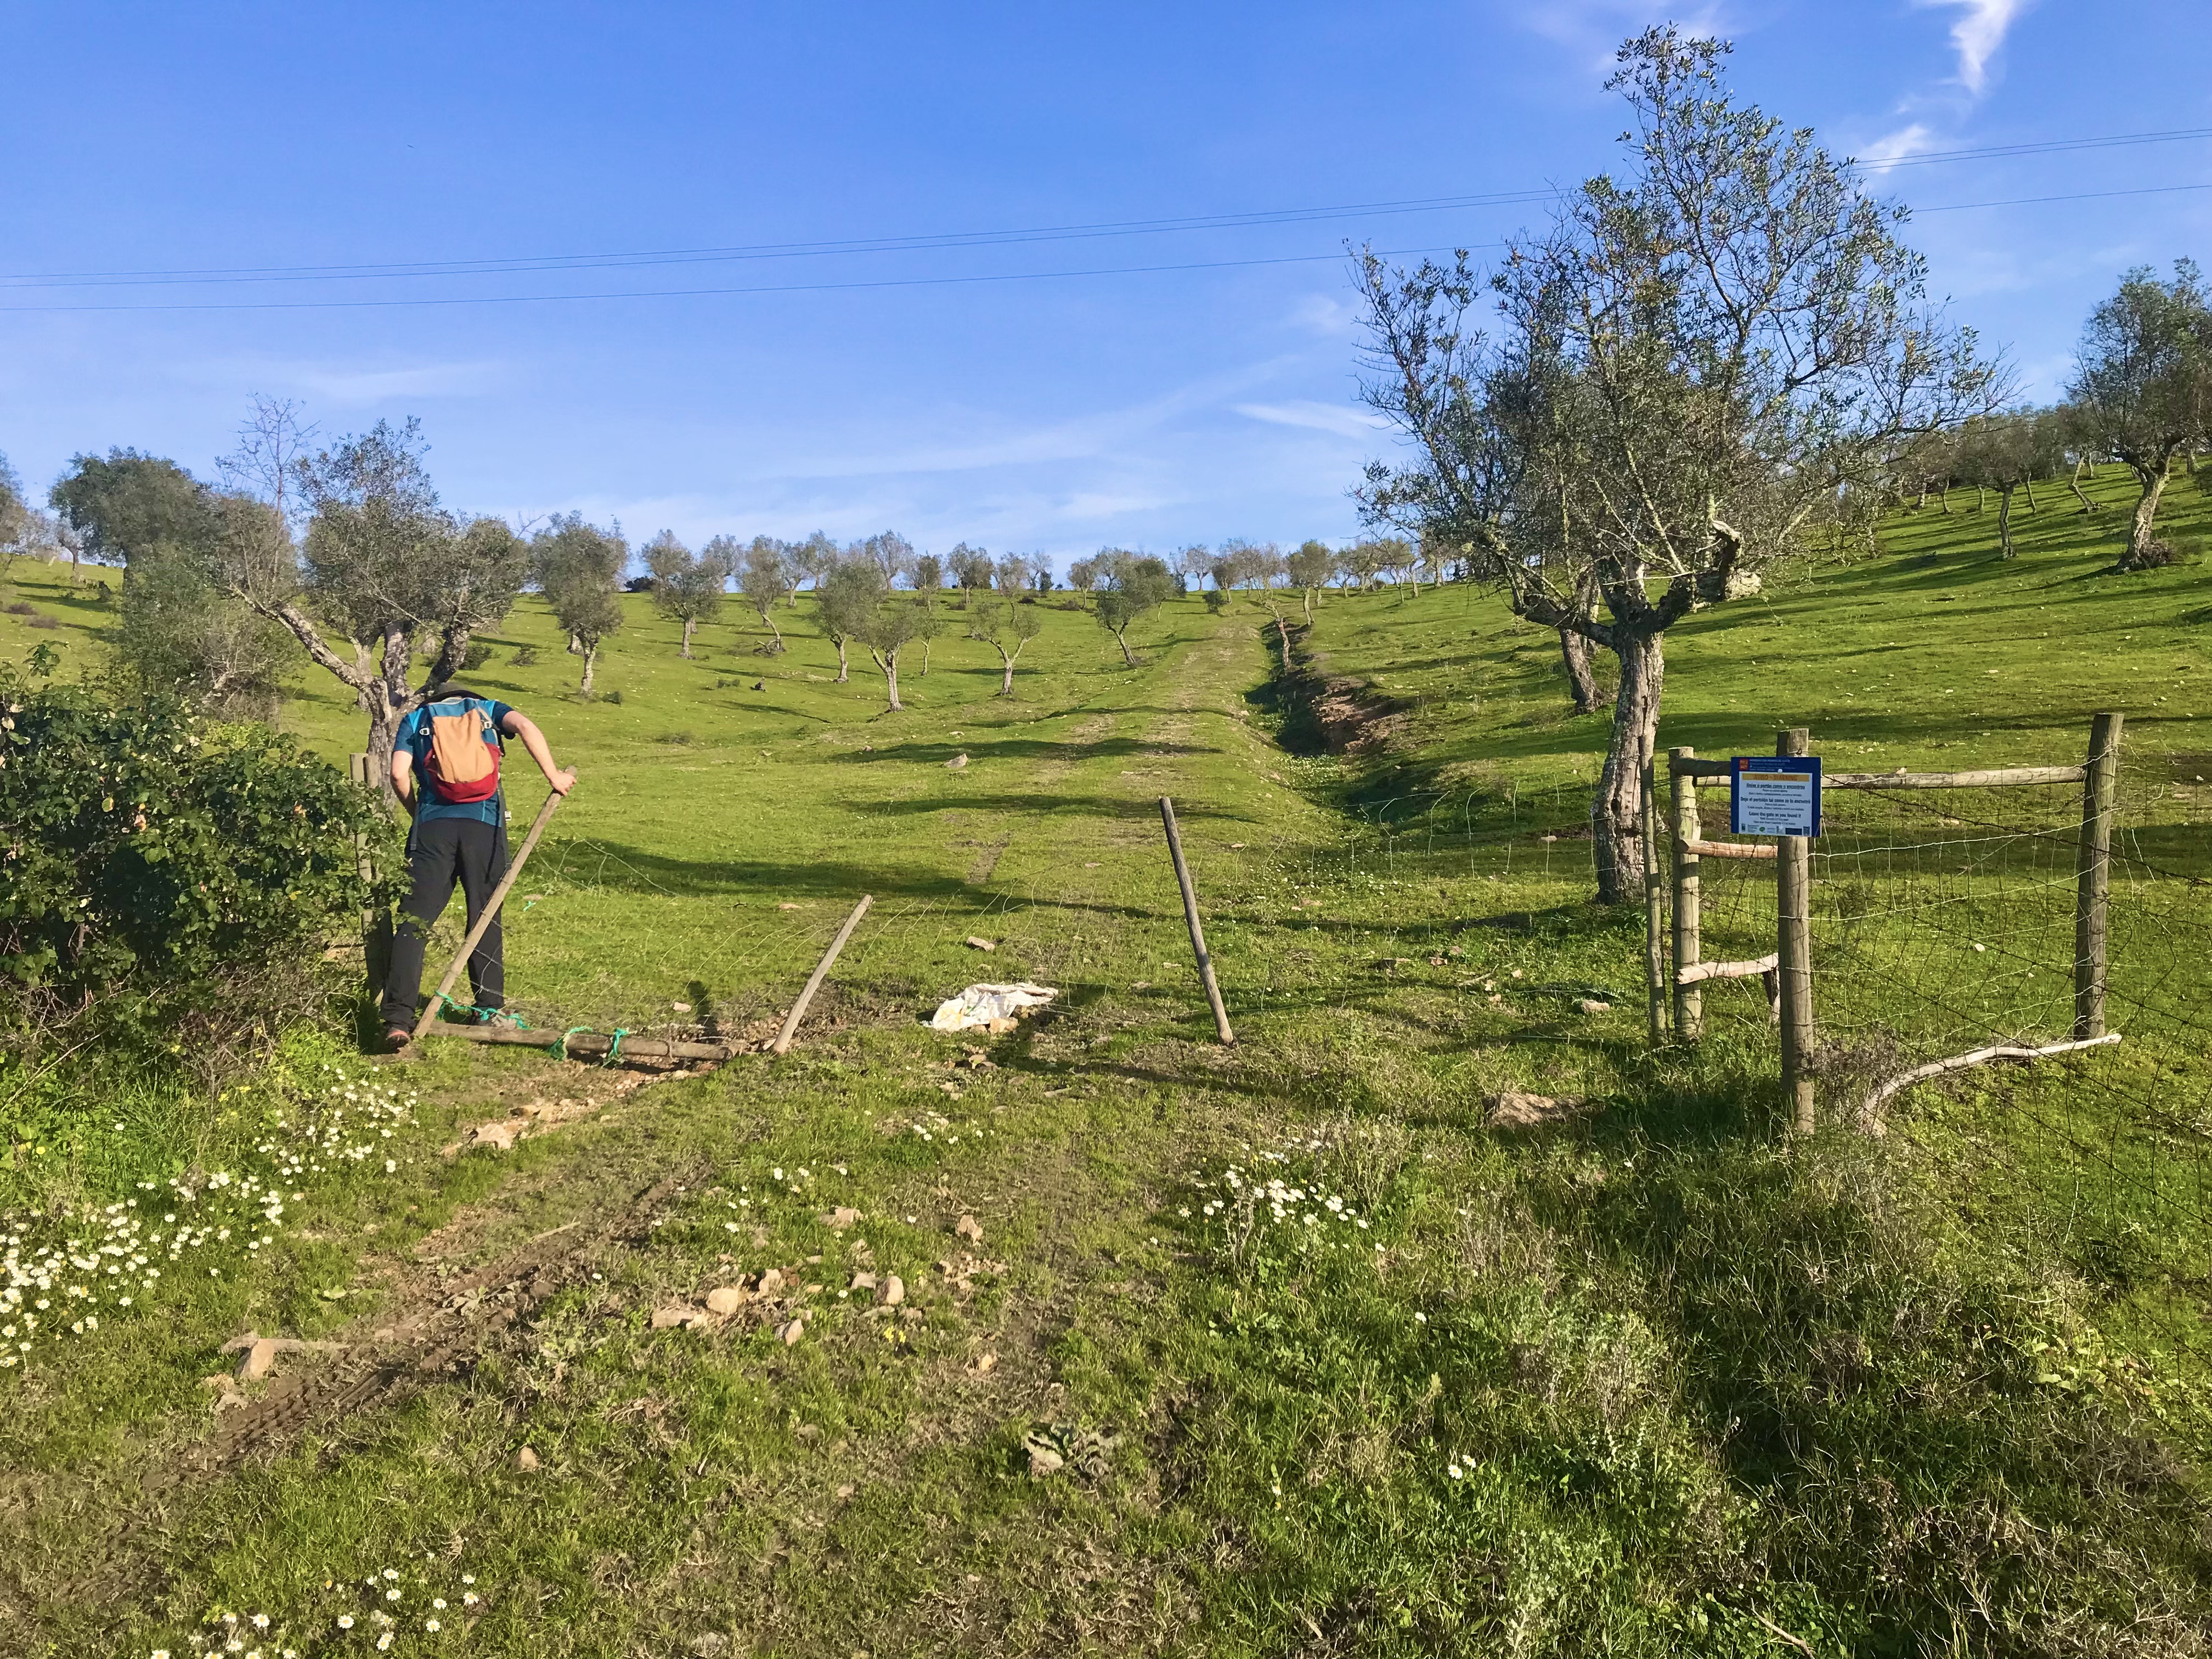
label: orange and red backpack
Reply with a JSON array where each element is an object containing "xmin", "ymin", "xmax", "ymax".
[{"xmin": 421, "ymin": 700, "xmax": 503, "ymax": 804}]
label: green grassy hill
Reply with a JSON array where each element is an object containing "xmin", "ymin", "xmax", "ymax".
[{"xmin": 3, "ymin": 467, "xmax": 2210, "ymax": 1657}]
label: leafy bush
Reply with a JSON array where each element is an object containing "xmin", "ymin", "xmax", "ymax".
[
  {"xmin": 0, "ymin": 666, "xmax": 395, "ymax": 1090},
  {"xmin": 509, "ymin": 644, "xmax": 539, "ymax": 667}
]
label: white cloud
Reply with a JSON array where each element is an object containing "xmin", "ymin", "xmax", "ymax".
[
  {"xmin": 1916, "ymin": 0, "xmax": 2032, "ymax": 97},
  {"xmin": 1233, "ymin": 400, "xmax": 1386, "ymax": 439},
  {"xmin": 279, "ymin": 359, "xmax": 503, "ymax": 404},
  {"xmin": 1289, "ymin": 292, "xmax": 1358, "ymax": 338},
  {"xmin": 1858, "ymin": 122, "xmax": 1937, "ymax": 174}
]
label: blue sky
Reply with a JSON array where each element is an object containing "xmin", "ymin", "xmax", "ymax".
[{"xmin": 2, "ymin": 1, "xmax": 2208, "ymax": 568}]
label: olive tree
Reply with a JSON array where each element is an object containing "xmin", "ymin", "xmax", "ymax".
[
  {"xmin": 1358, "ymin": 27, "xmax": 1999, "ymax": 902},
  {"xmin": 737, "ymin": 535, "xmax": 790, "ymax": 652},
  {"xmin": 1286, "ymin": 539, "xmax": 1336, "ymax": 622},
  {"xmin": 217, "ymin": 417, "xmax": 527, "ymax": 796},
  {"xmin": 643, "ymin": 530, "xmax": 724, "ymax": 656},
  {"xmin": 818, "ymin": 557, "xmax": 918, "ymax": 708},
  {"xmin": 532, "ymin": 515, "xmax": 627, "ymax": 697},
  {"xmin": 947, "ymin": 542, "xmax": 994, "ymax": 606},
  {"xmin": 969, "ymin": 594, "xmax": 1045, "ymax": 694},
  {"xmin": 1094, "ymin": 555, "xmax": 1175, "ymax": 667},
  {"xmin": 1953, "ymin": 409, "xmax": 2069, "ymax": 558},
  {"xmin": 2067, "ymin": 262, "xmax": 2212, "ymax": 569}
]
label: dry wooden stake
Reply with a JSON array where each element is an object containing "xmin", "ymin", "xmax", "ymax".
[
  {"xmin": 772, "ymin": 894, "xmax": 873, "ymax": 1055},
  {"xmin": 410, "ymin": 786, "xmax": 569, "ymax": 1043},
  {"xmin": 1640, "ymin": 757, "xmax": 1667, "ymax": 1046},
  {"xmin": 1668, "ymin": 746, "xmax": 1703, "ymax": 1040},
  {"xmin": 1774, "ymin": 728, "xmax": 1816, "ymax": 1132},
  {"xmin": 2074, "ymin": 712, "xmax": 2121, "ymax": 1040},
  {"xmin": 1158, "ymin": 796, "xmax": 1234, "ymax": 1045}
]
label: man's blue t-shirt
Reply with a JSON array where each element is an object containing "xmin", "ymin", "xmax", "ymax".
[{"xmin": 398, "ymin": 695, "xmax": 515, "ymax": 826}]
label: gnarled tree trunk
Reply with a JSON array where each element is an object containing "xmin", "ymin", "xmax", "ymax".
[
  {"xmin": 579, "ymin": 641, "xmax": 598, "ymax": 697},
  {"xmin": 1997, "ymin": 484, "xmax": 2017, "ymax": 557},
  {"xmin": 681, "ymin": 617, "xmax": 696, "ymax": 658},
  {"xmin": 832, "ymin": 636, "xmax": 850, "ymax": 682},
  {"xmin": 1560, "ymin": 627, "xmax": 1600, "ymax": 713},
  {"xmin": 1590, "ymin": 629, "xmax": 1663, "ymax": 906},
  {"xmin": 2123, "ymin": 464, "xmax": 2172, "ymax": 567},
  {"xmin": 2068, "ymin": 460, "xmax": 2096, "ymax": 515}
]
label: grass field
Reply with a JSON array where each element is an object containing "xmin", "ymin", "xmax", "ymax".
[{"xmin": 3, "ymin": 462, "xmax": 2211, "ymax": 1657}]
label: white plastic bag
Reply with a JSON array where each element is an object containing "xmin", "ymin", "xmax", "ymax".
[{"xmin": 929, "ymin": 981, "xmax": 1058, "ymax": 1032}]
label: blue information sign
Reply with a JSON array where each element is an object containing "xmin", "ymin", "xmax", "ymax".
[{"xmin": 1730, "ymin": 755, "xmax": 1822, "ymax": 837}]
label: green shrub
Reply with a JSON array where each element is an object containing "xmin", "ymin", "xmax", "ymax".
[{"xmin": 0, "ymin": 666, "xmax": 396, "ymax": 1090}]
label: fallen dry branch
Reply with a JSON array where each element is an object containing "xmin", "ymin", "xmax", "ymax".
[
  {"xmin": 1858, "ymin": 1032, "xmax": 2122, "ymax": 1127},
  {"xmin": 1677, "ymin": 952, "xmax": 1780, "ymax": 986}
]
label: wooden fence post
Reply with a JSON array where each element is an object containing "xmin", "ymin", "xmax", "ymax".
[
  {"xmin": 1776, "ymin": 727, "xmax": 1816, "ymax": 1133},
  {"xmin": 1669, "ymin": 747, "xmax": 1702, "ymax": 1040},
  {"xmin": 1158, "ymin": 797, "xmax": 1235, "ymax": 1045},
  {"xmin": 1640, "ymin": 758, "xmax": 1667, "ymax": 1046},
  {"xmin": 2074, "ymin": 712, "xmax": 2123, "ymax": 1040},
  {"xmin": 772, "ymin": 894, "xmax": 873, "ymax": 1056}
]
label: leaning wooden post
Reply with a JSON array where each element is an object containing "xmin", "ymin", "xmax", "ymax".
[
  {"xmin": 1668, "ymin": 747, "xmax": 1702, "ymax": 1040},
  {"xmin": 1640, "ymin": 757, "xmax": 1667, "ymax": 1046},
  {"xmin": 409, "ymin": 787, "xmax": 568, "ymax": 1042},
  {"xmin": 2073, "ymin": 712, "xmax": 2123, "ymax": 1040},
  {"xmin": 772, "ymin": 895, "xmax": 874, "ymax": 1056},
  {"xmin": 1776, "ymin": 728, "xmax": 1816, "ymax": 1133},
  {"xmin": 1158, "ymin": 797, "xmax": 1235, "ymax": 1045}
]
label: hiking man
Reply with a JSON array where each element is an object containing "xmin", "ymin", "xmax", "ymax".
[{"xmin": 381, "ymin": 685, "xmax": 575, "ymax": 1049}]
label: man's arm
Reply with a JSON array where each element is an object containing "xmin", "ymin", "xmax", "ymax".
[
  {"xmin": 500, "ymin": 710, "xmax": 577, "ymax": 795},
  {"xmin": 390, "ymin": 747, "xmax": 415, "ymax": 805}
]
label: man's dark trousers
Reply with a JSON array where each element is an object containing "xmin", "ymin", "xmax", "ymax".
[{"xmin": 381, "ymin": 815, "xmax": 510, "ymax": 1028}]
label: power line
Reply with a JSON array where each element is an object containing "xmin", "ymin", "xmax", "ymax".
[
  {"xmin": 1, "ymin": 122, "xmax": 2205, "ymax": 294},
  {"xmin": 0, "ymin": 168, "xmax": 2204, "ymax": 317},
  {"xmin": 0, "ymin": 243, "xmax": 1494, "ymax": 315},
  {"xmin": 0, "ymin": 191, "xmax": 1555, "ymax": 291}
]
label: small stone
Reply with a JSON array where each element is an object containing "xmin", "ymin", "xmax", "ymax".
[
  {"xmin": 778, "ymin": 902, "xmax": 804, "ymax": 911},
  {"xmin": 973, "ymin": 1352, "xmax": 997, "ymax": 1374},
  {"xmin": 834, "ymin": 1483, "xmax": 855, "ymax": 1500},
  {"xmin": 1576, "ymin": 998, "xmax": 1611, "ymax": 1015},
  {"xmin": 881, "ymin": 1274, "xmax": 905, "ymax": 1307},
  {"xmin": 198, "ymin": 1374, "xmax": 231, "ymax": 1391},
  {"xmin": 672, "ymin": 1001, "xmax": 692, "ymax": 1013},
  {"xmin": 1026, "ymin": 1443, "xmax": 1064, "ymax": 1478},
  {"xmin": 688, "ymin": 1633, "xmax": 729, "ymax": 1657},
  {"xmin": 215, "ymin": 1390, "xmax": 247, "ymax": 1412},
  {"xmin": 985, "ymin": 1017, "xmax": 1017, "ymax": 1035},
  {"xmin": 954, "ymin": 1214, "xmax": 984, "ymax": 1243},
  {"xmin": 651, "ymin": 1305, "xmax": 692, "ymax": 1329},
  {"xmin": 517, "ymin": 1446, "xmax": 540, "ymax": 1471},
  {"xmin": 780, "ymin": 1319, "xmax": 805, "ymax": 1345},
  {"xmin": 964, "ymin": 936, "xmax": 997, "ymax": 951},
  {"xmin": 704, "ymin": 1286, "xmax": 746, "ymax": 1316},
  {"xmin": 1485, "ymin": 1091, "xmax": 1591, "ymax": 1129},
  {"xmin": 821, "ymin": 1206, "xmax": 861, "ymax": 1231},
  {"xmin": 945, "ymin": 753, "xmax": 969, "ymax": 770},
  {"xmin": 237, "ymin": 1338, "xmax": 280, "ymax": 1381},
  {"xmin": 1229, "ymin": 842, "xmax": 1246, "ymax": 849},
  {"xmin": 757, "ymin": 1268, "xmax": 785, "ymax": 1296},
  {"xmin": 850, "ymin": 1271, "xmax": 878, "ymax": 1293}
]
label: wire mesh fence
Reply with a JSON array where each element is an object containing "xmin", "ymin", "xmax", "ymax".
[{"xmin": 1663, "ymin": 724, "xmax": 2212, "ymax": 1367}]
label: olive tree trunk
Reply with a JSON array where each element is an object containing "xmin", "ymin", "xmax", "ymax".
[
  {"xmin": 1590, "ymin": 629, "xmax": 1664, "ymax": 906},
  {"xmin": 1560, "ymin": 627, "xmax": 1600, "ymax": 713},
  {"xmin": 1997, "ymin": 484, "xmax": 2017, "ymax": 558},
  {"xmin": 579, "ymin": 641, "xmax": 598, "ymax": 697},
  {"xmin": 2123, "ymin": 464, "xmax": 2172, "ymax": 567},
  {"xmin": 833, "ymin": 636, "xmax": 849, "ymax": 682},
  {"xmin": 681, "ymin": 617, "xmax": 696, "ymax": 658}
]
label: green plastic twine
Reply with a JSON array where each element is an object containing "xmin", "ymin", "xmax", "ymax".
[{"xmin": 602, "ymin": 1028, "xmax": 632, "ymax": 1066}]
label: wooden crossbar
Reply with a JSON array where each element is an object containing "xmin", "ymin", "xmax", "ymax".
[
  {"xmin": 1828, "ymin": 765, "xmax": 2086, "ymax": 789},
  {"xmin": 1684, "ymin": 839, "xmax": 1778, "ymax": 860},
  {"xmin": 1677, "ymin": 953, "xmax": 1779, "ymax": 987}
]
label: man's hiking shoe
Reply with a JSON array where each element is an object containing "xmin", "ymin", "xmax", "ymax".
[{"xmin": 382, "ymin": 1026, "xmax": 413, "ymax": 1052}]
